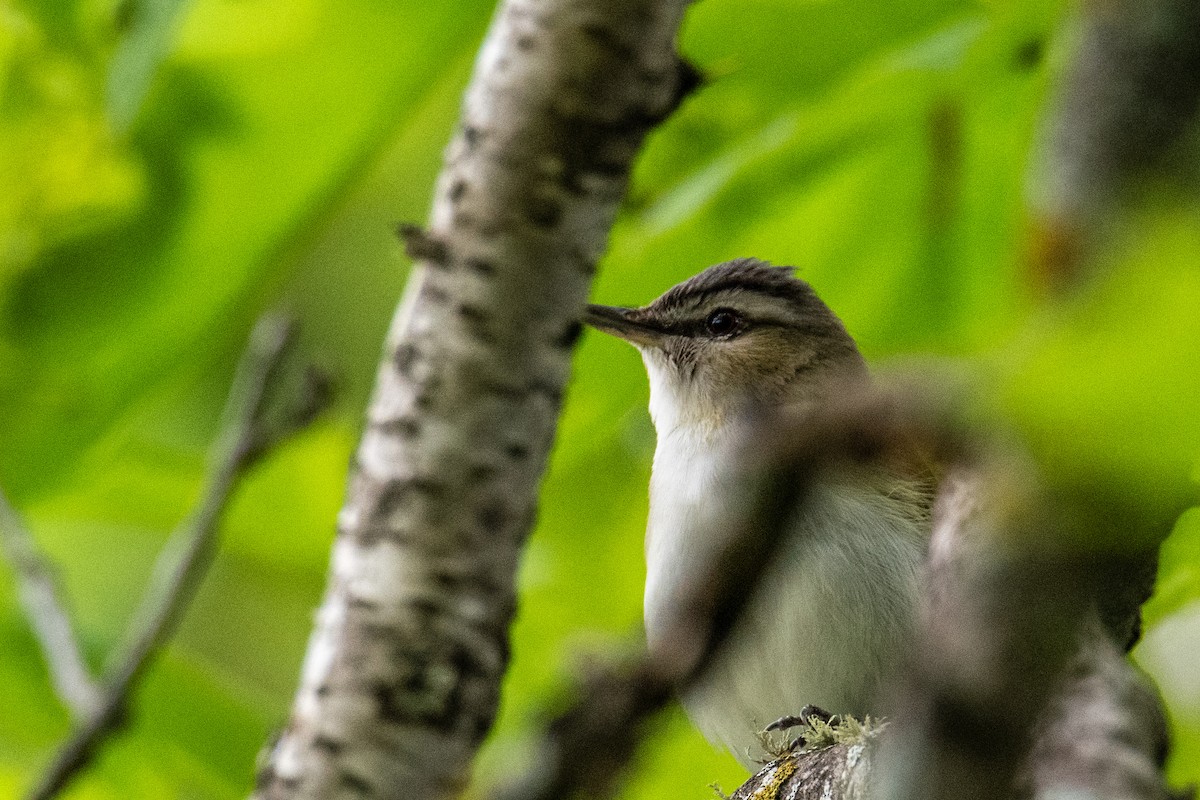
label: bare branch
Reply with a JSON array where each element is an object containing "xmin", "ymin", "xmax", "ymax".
[
  {"xmin": 27, "ymin": 316, "xmax": 319, "ymax": 800},
  {"xmin": 480, "ymin": 384, "xmax": 1179, "ymax": 800},
  {"xmin": 0, "ymin": 489, "xmax": 103, "ymax": 719}
]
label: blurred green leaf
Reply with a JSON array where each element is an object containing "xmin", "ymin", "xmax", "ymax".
[
  {"xmin": 106, "ymin": 0, "xmax": 192, "ymax": 130},
  {"xmin": 1145, "ymin": 508, "xmax": 1200, "ymax": 629},
  {"xmin": 1000, "ymin": 208, "xmax": 1200, "ymax": 540}
]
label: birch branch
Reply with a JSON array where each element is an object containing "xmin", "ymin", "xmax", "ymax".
[
  {"xmin": 0, "ymin": 490, "xmax": 103, "ymax": 719},
  {"xmin": 27, "ymin": 316, "xmax": 325, "ymax": 800},
  {"xmin": 251, "ymin": 1, "xmax": 696, "ymax": 798}
]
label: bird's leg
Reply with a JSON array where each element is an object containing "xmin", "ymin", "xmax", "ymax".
[
  {"xmin": 765, "ymin": 704, "xmax": 834, "ymax": 733},
  {"xmin": 764, "ymin": 705, "xmax": 841, "ymax": 753}
]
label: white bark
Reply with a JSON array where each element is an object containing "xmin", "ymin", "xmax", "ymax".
[{"xmin": 251, "ymin": 1, "xmax": 693, "ymax": 798}]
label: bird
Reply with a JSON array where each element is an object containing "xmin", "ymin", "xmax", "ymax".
[{"xmin": 584, "ymin": 258, "xmax": 931, "ymax": 768}]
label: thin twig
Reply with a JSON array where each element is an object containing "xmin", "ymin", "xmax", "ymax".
[
  {"xmin": 26, "ymin": 316, "xmax": 309, "ymax": 800},
  {"xmin": 0, "ymin": 489, "xmax": 103, "ymax": 719}
]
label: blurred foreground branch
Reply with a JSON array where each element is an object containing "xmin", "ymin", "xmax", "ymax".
[
  {"xmin": 884, "ymin": 466, "xmax": 1170, "ymax": 800},
  {"xmin": 482, "ymin": 385, "xmax": 1180, "ymax": 800},
  {"xmin": 20, "ymin": 316, "xmax": 328, "ymax": 800},
  {"xmin": 0, "ymin": 490, "xmax": 103, "ymax": 719}
]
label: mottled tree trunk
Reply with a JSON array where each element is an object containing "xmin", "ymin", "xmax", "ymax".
[{"xmin": 251, "ymin": 1, "xmax": 693, "ymax": 798}]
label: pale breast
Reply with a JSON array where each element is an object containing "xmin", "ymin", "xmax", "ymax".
[{"xmin": 645, "ymin": 442, "xmax": 928, "ymax": 768}]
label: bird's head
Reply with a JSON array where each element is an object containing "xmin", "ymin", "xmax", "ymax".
[{"xmin": 585, "ymin": 258, "xmax": 867, "ymax": 433}]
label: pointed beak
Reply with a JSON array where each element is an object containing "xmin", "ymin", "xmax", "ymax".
[{"xmin": 584, "ymin": 304, "xmax": 667, "ymax": 348}]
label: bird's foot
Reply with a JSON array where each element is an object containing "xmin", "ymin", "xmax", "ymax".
[
  {"xmin": 765, "ymin": 705, "xmax": 835, "ymax": 733},
  {"xmin": 762, "ymin": 706, "xmax": 846, "ymax": 754}
]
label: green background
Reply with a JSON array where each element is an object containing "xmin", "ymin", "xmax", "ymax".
[{"xmin": 2, "ymin": 0, "xmax": 1198, "ymax": 796}]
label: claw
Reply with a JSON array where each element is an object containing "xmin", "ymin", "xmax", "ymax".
[
  {"xmin": 764, "ymin": 715, "xmax": 805, "ymax": 734},
  {"xmin": 764, "ymin": 705, "xmax": 834, "ymax": 734}
]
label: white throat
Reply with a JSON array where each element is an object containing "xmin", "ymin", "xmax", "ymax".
[{"xmin": 640, "ymin": 351, "xmax": 736, "ymax": 642}]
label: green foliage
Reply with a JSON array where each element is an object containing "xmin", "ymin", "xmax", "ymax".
[{"xmin": 1, "ymin": 0, "xmax": 1198, "ymax": 798}]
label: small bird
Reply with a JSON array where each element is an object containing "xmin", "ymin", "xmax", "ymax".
[{"xmin": 584, "ymin": 258, "xmax": 931, "ymax": 768}]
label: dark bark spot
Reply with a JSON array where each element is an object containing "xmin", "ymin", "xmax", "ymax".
[
  {"xmin": 422, "ymin": 282, "xmax": 451, "ymax": 305},
  {"xmin": 504, "ymin": 443, "xmax": 529, "ymax": 461},
  {"xmin": 393, "ymin": 343, "xmax": 417, "ymax": 377},
  {"xmin": 339, "ymin": 771, "xmax": 372, "ymax": 796},
  {"xmin": 515, "ymin": 34, "xmax": 535, "ymax": 51},
  {"xmin": 412, "ymin": 371, "xmax": 443, "ymax": 411},
  {"xmin": 464, "ymin": 257, "xmax": 497, "ymax": 277},
  {"xmin": 253, "ymin": 765, "xmax": 277, "ymax": 791},
  {"xmin": 469, "ymin": 462, "xmax": 498, "ymax": 483},
  {"xmin": 449, "ymin": 179, "xmax": 467, "ymax": 201},
  {"xmin": 373, "ymin": 682, "xmax": 400, "ymax": 723},
  {"xmin": 409, "ymin": 598, "xmax": 441, "ymax": 620},
  {"xmin": 478, "ymin": 379, "xmax": 525, "ymax": 401},
  {"xmin": 372, "ymin": 641, "xmax": 505, "ymax": 738},
  {"xmin": 477, "ymin": 501, "xmax": 510, "ymax": 533},
  {"xmin": 556, "ymin": 320, "xmax": 584, "ymax": 348},
  {"xmin": 580, "ymin": 21, "xmax": 635, "ymax": 60},
  {"xmin": 452, "ymin": 210, "xmax": 503, "ymax": 239},
  {"xmin": 348, "ymin": 523, "xmax": 418, "ymax": 548},
  {"xmin": 379, "ymin": 477, "xmax": 448, "ymax": 516},
  {"xmin": 375, "ymin": 416, "xmax": 421, "ymax": 439},
  {"xmin": 375, "ymin": 654, "xmax": 460, "ymax": 730},
  {"xmin": 450, "ymin": 647, "xmax": 500, "ymax": 742},
  {"xmin": 313, "ymin": 735, "xmax": 344, "ymax": 755},
  {"xmin": 463, "ymin": 125, "xmax": 481, "ymax": 149},
  {"xmin": 431, "ymin": 569, "xmax": 463, "ymax": 592},
  {"xmin": 315, "ymin": 684, "xmax": 330, "ymax": 697},
  {"xmin": 396, "ymin": 222, "xmax": 450, "ymax": 266},
  {"xmin": 253, "ymin": 730, "xmax": 285, "ymax": 788},
  {"xmin": 276, "ymin": 775, "xmax": 301, "ymax": 791},
  {"xmin": 458, "ymin": 303, "xmax": 492, "ymax": 341},
  {"xmin": 524, "ymin": 194, "xmax": 562, "ymax": 228},
  {"xmin": 408, "ymin": 477, "xmax": 447, "ymax": 500},
  {"xmin": 348, "ymin": 596, "xmax": 381, "ymax": 612}
]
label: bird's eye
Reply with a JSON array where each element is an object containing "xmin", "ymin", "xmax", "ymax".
[{"xmin": 705, "ymin": 309, "xmax": 742, "ymax": 337}]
